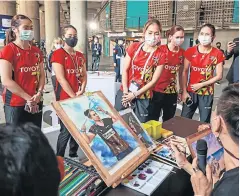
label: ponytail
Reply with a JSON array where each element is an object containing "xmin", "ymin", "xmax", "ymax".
[
  {"xmin": 5, "ymin": 28, "xmax": 16, "ymax": 45},
  {"xmin": 5, "ymin": 14, "xmax": 32, "ymax": 44}
]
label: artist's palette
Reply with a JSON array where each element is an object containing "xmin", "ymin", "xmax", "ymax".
[{"xmin": 122, "ymin": 159, "xmax": 173, "ymax": 195}]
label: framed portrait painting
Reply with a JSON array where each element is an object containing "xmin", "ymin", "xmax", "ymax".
[
  {"xmin": 186, "ymin": 129, "xmax": 225, "ymax": 178},
  {"xmin": 119, "ymin": 108, "xmax": 156, "ymax": 151},
  {"xmin": 52, "ymin": 91, "xmax": 149, "ymax": 187}
]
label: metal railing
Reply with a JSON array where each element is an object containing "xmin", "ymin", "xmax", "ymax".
[{"xmin": 98, "ymin": 8, "xmax": 239, "ymax": 32}]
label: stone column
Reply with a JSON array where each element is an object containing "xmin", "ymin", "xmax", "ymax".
[
  {"xmin": 70, "ymin": 1, "xmax": 88, "ymax": 68},
  {"xmin": 44, "ymin": 1, "xmax": 60, "ymax": 53},
  {"xmin": 0, "ymin": 1, "xmax": 16, "ymax": 16},
  {"xmin": 39, "ymin": 5, "xmax": 45, "ymax": 41},
  {"xmin": 17, "ymin": 0, "xmax": 40, "ymax": 42}
]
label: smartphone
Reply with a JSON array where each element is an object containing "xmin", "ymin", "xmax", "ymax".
[{"xmin": 234, "ymin": 41, "xmax": 239, "ymax": 48}]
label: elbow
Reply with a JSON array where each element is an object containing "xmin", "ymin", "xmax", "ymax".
[
  {"xmin": 217, "ymin": 75, "xmax": 223, "ymax": 81},
  {"xmin": 1, "ymin": 78, "xmax": 12, "ymax": 88}
]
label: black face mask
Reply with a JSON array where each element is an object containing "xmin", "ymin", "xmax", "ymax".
[
  {"xmin": 65, "ymin": 37, "xmax": 78, "ymax": 48},
  {"xmin": 216, "ymin": 45, "xmax": 220, "ymax": 49}
]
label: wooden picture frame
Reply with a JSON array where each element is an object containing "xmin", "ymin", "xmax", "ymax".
[
  {"xmin": 119, "ymin": 108, "xmax": 156, "ymax": 151},
  {"xmin": 52, "ymin": 91, "xmax": 149, "ymax": 187},
  {"xmin": 186, "ymin": 129, "xmax": 212, "ymax": 158},
  {"xmin": 186, "ymin": 129, "xmax": 225, "ymax": 177}
]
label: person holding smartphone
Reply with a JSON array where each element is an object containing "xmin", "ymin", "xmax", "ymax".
[
  {"xmin": 225, "ymin": 37, "xmax": 239, "ymax": 84},
  {"xmin": 0, "ymin": 14, "xmax": 45, "ymax": 128},
  {"xmin": 181, "ymin": 24, "xmax": 225, "ymax": 123}
]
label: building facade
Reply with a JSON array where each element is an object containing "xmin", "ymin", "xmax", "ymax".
[{"xmin": 96, "ymin": 0, "xmax": 239, "ymax": 56}]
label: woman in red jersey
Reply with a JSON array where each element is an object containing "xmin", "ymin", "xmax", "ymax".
[
  {"xmin": 115, "ymin": 19, "xmax": 167, "ymax": 123},
  {"xmin": 0, "ymin": 14, "xmax": 45, "ymax": 128},
  {"xmin": 51, "ymin": 25, "xmax": 87, "ymax": 158},
  {"xmin": 181, "ymin": 24, "xmax": 225, "ymax": 123},
  {"xmin": 149, "ymin": 25, "xmax": 185, "ymax": 122}
]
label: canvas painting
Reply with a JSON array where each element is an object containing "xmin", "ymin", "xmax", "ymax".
[
  {"xmin": 119, "ymin": 108, "xmax": 156, "ymax": 151},
  {"xmin": 52, "ymin": 91, "xmax": 148, "ymax": 187},
  {"xmin": 153, "ymin": 135, "xmax": 190, "ymax": 166},
  {"xmin": 186, "ymin": 129, "xmax": 225, "ymax": 178}
]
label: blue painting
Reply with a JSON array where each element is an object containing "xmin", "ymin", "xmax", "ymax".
[{"xmin": 60, "ymin": 93, "xmax": 140, "ymax": 170}]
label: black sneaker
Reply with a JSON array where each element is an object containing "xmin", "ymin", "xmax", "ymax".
[
  {"xmin": 216, "ymin": 81, "xmax": 220, "ymax": 85},
  {"xmin": 69, "ymin": 154, "xmax": 79, "ymax": 162},
  {"xmin": 69, "ymin": 153, "xmax": 78, "ymax": 158}
]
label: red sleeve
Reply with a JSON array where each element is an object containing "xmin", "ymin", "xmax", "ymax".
[
  {"xmin": 216, "ymin": 49, "xmax": 225, "ymax": 64},
  {"xmin": 179, "ymin": 48, "xmax": 185, "ymax": 65},
  {"xmin": 156, "ymin": 46, "xmax": 167, "ymax": 66},
  {"xmin": 126, "ymin": 42, "xmax": 140, "ymax": 58},
  {"xmin": 0, "ymin": 45, "xmax": 14, "ymax": 65},
  {"xmin": 33, "ymin": 46, "xmax": 43, "ymax": 63},
  {"xmin": 51, "ymin": 49, "xmax": 65, "ymax": 65},
  {"xmin": 184, "ymin": 47, "xmax": 193, "ymax": 62},
  {"xmin": 77, "ymin": 52, "xmax": 86, "ymax": 65}
]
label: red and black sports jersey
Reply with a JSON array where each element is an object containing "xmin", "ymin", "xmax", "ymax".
[
  {"xmin": 120, "ymin": 42, "xmax": 167, "ymax": 99},
  {"xmin": 51, "ymin": 48, "xmax": 85, "ymax": 101},
  {"xmin": 154, "ymin": 45, "xmax": 185, "ymax": 94},
  {"xmin": 185, "ymin": 45, "xmax": 225, "ymax": 95},
  {"xmin": 0, "ymin": 43, "xmax": 43, "ymax": 106}
]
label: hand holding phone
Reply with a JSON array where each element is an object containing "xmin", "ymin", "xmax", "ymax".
[{"xmin": 227, "ymin": 41, "xmax": 236, "ymax": 53}]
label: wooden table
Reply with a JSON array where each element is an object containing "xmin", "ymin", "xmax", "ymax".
[{"xmin": 101, "ymin": 117, "xmax": 202, "ymax": 196}]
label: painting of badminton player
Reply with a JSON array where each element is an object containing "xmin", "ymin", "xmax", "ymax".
[
  {"xmin": 149, "ymin": 25, "xmax": 185, "ymax": 122},
  {"xmin": 181, "ymin": 24, "xmax": 225, "ymax": 123},
  {"xmin": 115, "ymin": 19, "xmax": 166, "ymax": 123},
  {"xmin": 81, "ymin": 107, "xmax": 132, "ymax": 160}
]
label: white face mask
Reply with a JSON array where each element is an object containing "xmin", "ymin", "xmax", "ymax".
[
  {"xmin": 198, "ymin": 35, "xmax": 212, "ymax": 46},
  {"xmin": 174, "ymin": 38, "xmax": 184, "ymax": 46},
  {"xmin": 19, "ymin": 30, "xmax": 34, "ymax": 41},
  {"xmin": 145, "ymin": 35, "xmax": 159, "ymax": 47},
  {"xmin": 54, "ymin": 44, "xmax": 62, "ymax": 49}
]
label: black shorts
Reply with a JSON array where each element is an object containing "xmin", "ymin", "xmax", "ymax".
[{"xmin": 181, "ymin": 92, "xmax": 213, "ymax": 123}]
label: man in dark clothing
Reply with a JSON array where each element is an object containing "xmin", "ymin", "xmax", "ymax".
[
  {"xmin": 81, "ymin": 107, "xmax": 131, "ymax": 160},
  {"xmin": 225, "ymin": 37, "xmax": 239, "ymax": 84},
  {"xmin": 216, "ymin": 42, "xmax": 224, "ymax": 54},
  {"xmin": 113, "ymin": 38, "xmax": 126, "ymax": 82},
  {"xmin": 172, "ymin": 84, "xmax": 239, "ymax": 196},
  {"xmin": 91, "ymin": 36, "xmax": 102, "ymax": 71}
]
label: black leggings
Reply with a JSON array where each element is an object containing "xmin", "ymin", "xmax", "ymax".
[
  {"xmin": 148, "ymin": 91, "xmax": 177, "ymax": 122},
  {"xmin": 56, "ymin": 120, "xmax": 79, "ymax": 157}
]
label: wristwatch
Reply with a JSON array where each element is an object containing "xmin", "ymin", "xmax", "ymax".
[{"xmin": 179, "ymin": 89, "xmax": 183, "ymax": 94}]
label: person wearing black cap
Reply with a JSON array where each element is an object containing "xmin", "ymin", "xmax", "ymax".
[{"xmin": 113, "ymin": 38, "xmax": 126, "ymax": 82}]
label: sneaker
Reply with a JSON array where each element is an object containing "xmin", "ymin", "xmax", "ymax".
[
  {"xmin": 215, "ymin": 81, "xmax": 220, "ymax": 85},
  {"xmin": 69, "ymin": 154, "xmax": 79, "ymax": 162}
]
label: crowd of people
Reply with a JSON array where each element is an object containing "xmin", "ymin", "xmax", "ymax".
[{"xmin": 0, "ymin": 14, "xmax": 238, "ymax": 196}]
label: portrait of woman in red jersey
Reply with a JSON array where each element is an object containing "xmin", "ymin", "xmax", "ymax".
[
  {"xmin": 181, "ymin": 24, "xmax": 225, "ymax": 123},
  {"xmin": 115, "ymin": 19, "xmax": 167, "ymax": 123},
  {"xmin": 51, "ymin": 25, "xmax": 87, "ymax": 158},
  {"xmin": 0, "ymin": 14, "xmax": 45, "ymax": 128}
]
